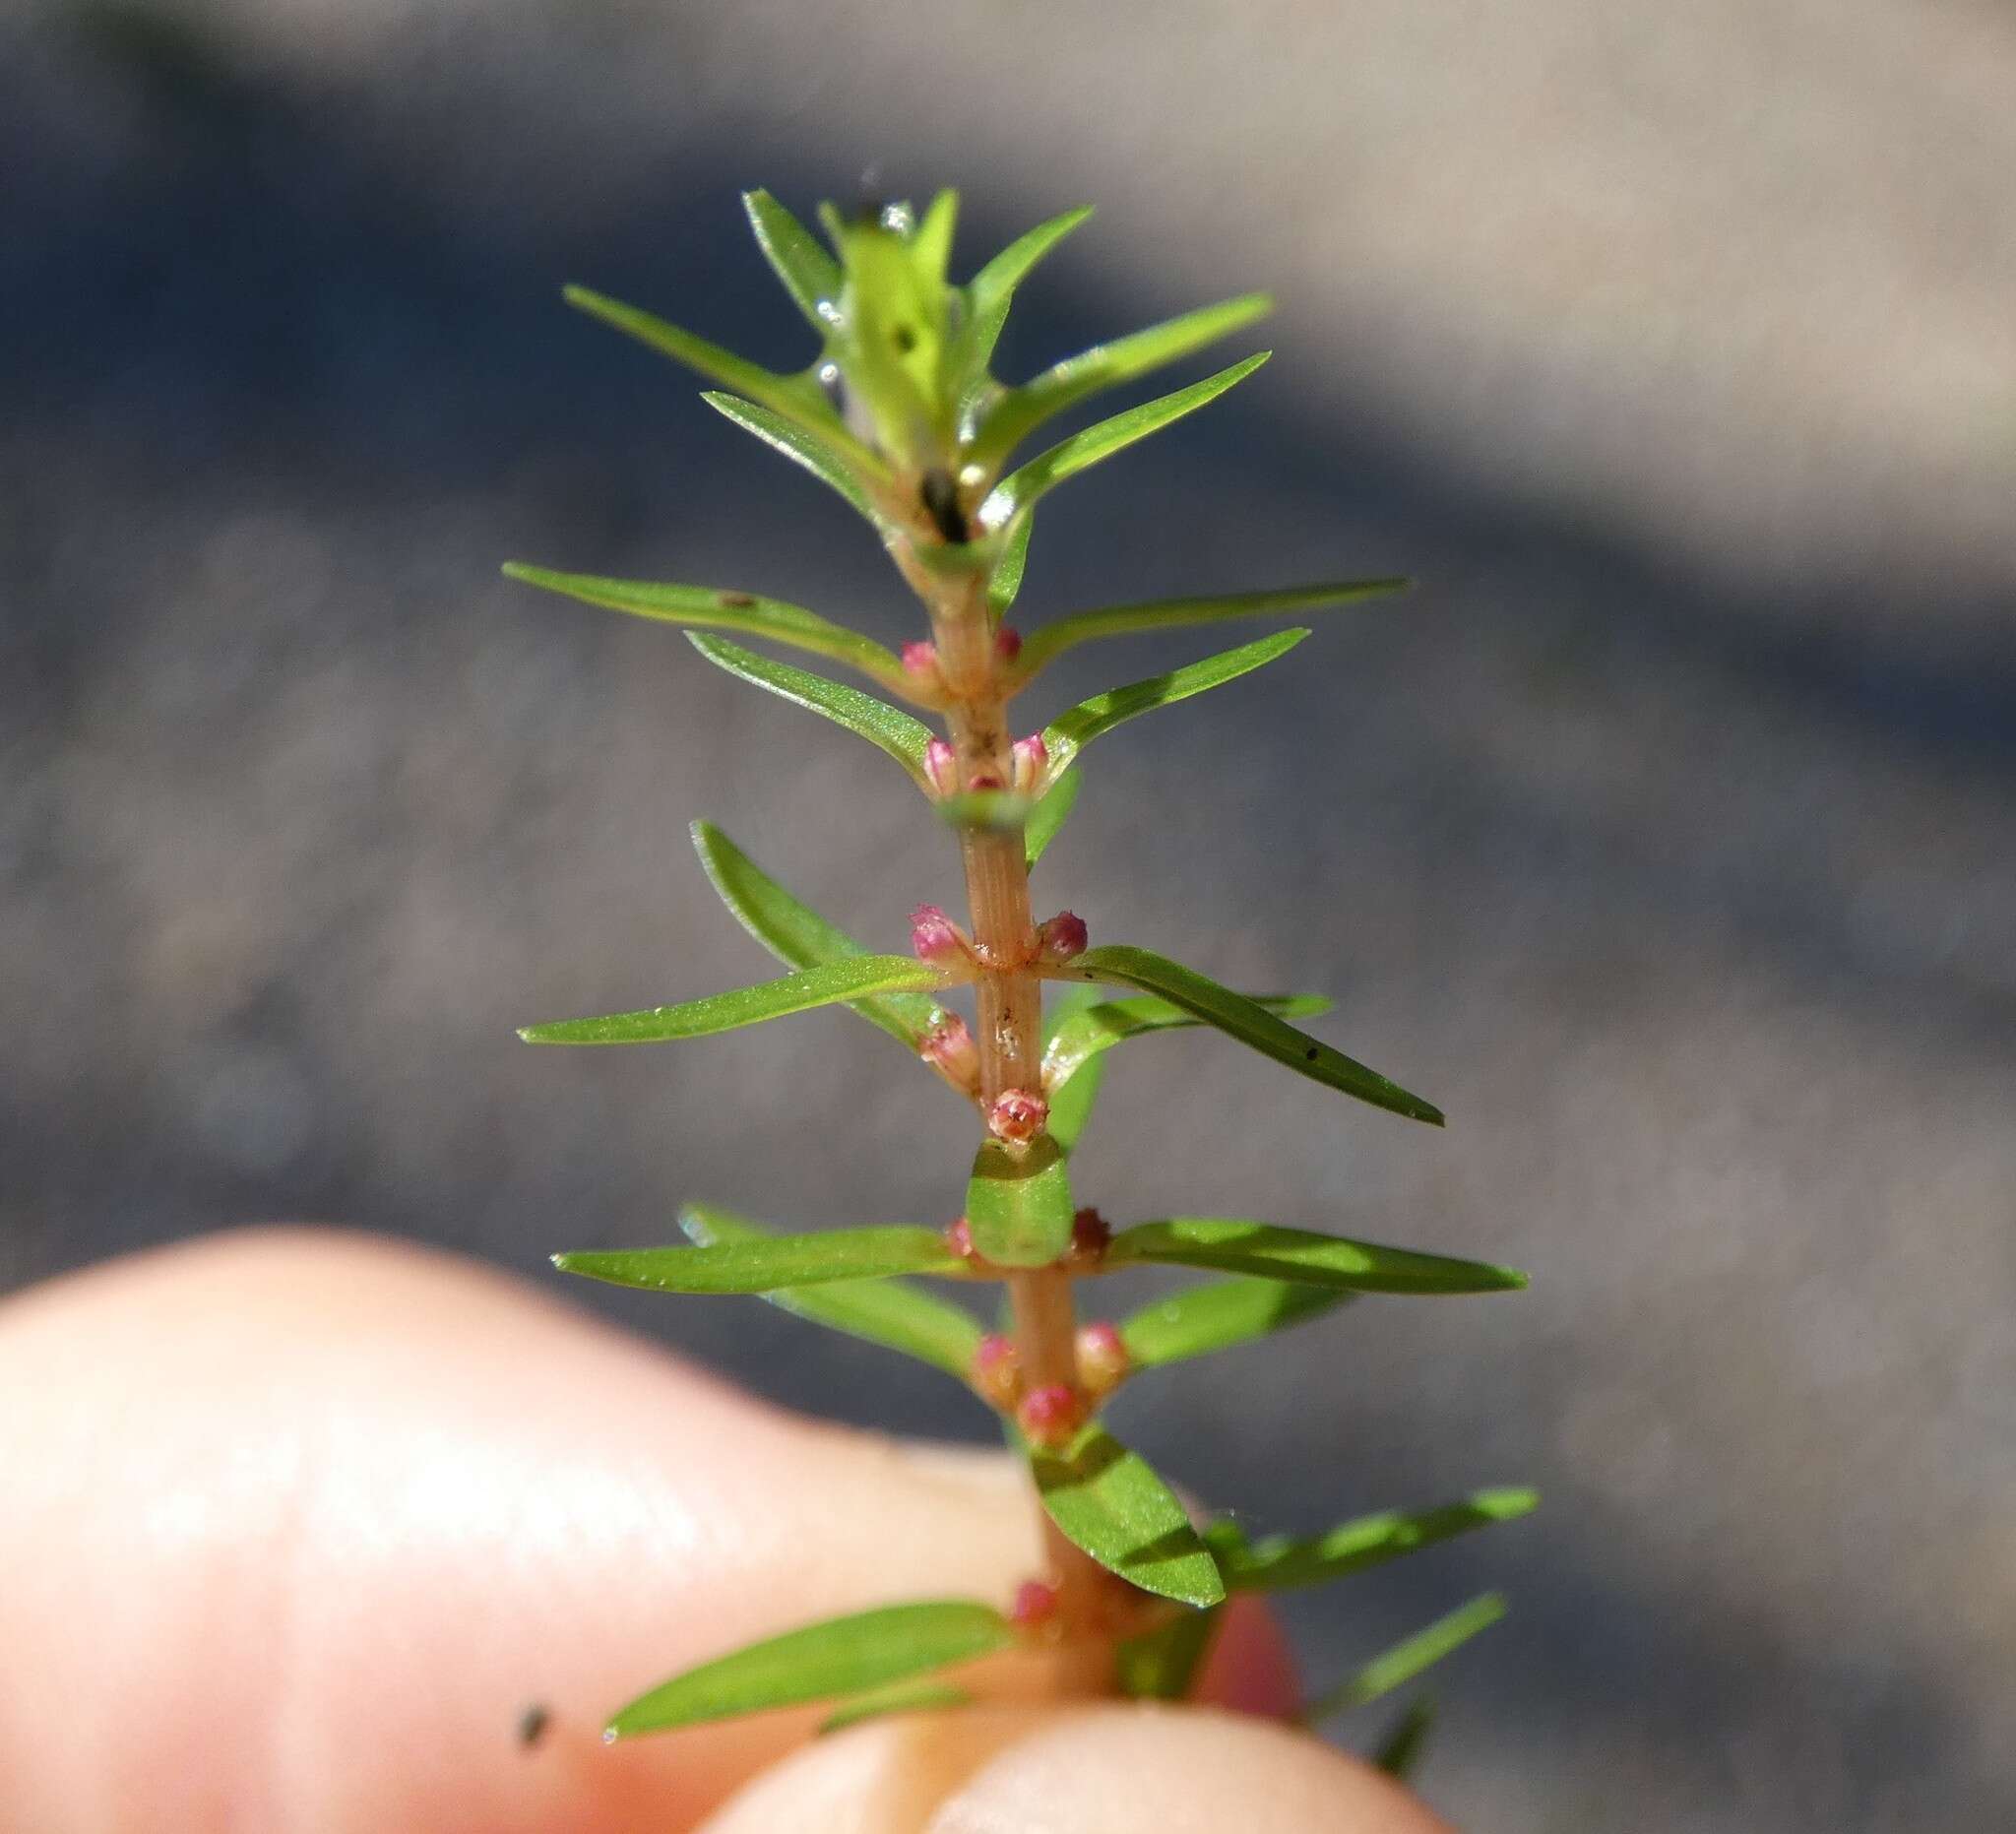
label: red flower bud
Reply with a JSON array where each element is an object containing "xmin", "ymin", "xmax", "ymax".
[
  {"xmin": 1037, "ymin": 910, "xmax": 1088, "ymax": 963},
  {"xmin": 994, "ymin": 626, "xmax": 1023, "ymax": 664},
  {"xmin": 910, "ymin": 903, "xmax": 970, "ymax": 966},
  {"xmin": 1010, "ymin": 732, "xmax": 1049, "ymax": 796},
  {"xmin": 986, "ymin": 1088, "xmax": 1048, "ymax": 1144},
  {"xmin": 922, "ymin": 738, "xmax": 959, "ymax": 798},
  {"xmin": 1017, "ymin": 1384, "xmax": 1084, "ymax": 1448},
  {"xmin": 1075, "ymin": 1321, "xmax": 1130, "ymax": 1398},
  {"xmin": 918, "ymin": 1014, "xmax": 980, "ymax": 1096},
  {"xmin": 1010, "ymin": 1578, "xmax": 1059, "ymax": 1629},
  {"xmin": 973, "ymin": 1333, "xmax": 1022, "ymax": 1409},
  {"xmin": 1069, "ymin": 1207, "xmax": 1110, "ymax": 1264}
]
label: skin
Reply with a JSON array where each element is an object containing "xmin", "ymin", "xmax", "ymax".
[{"xmin": 0, "ymin": 1230, "xmax": 1448, "ymax": 1832}]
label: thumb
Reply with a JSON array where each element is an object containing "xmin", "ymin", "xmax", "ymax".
[{"xmin": 698, "ymin": 1701, "xmax": 1451, "ymax": 1832}]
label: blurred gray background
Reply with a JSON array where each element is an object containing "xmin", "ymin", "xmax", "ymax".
[{"xmin": 5, "ymin": 1, "xmax": 2014, "ymax": 1826}]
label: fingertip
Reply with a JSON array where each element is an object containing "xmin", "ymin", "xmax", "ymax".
[{"xmin": 696, "ymin": 1703, "xmax": 1452, "ymax": 1833}]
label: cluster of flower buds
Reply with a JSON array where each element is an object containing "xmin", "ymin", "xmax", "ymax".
[
  {"xmin": 986, "ymin": 1087, "xmax": 1049, "ymax": 1144},
  {"xmin": 917, "ymin": 1013, "xmax": 980, "ymax": 1098},
  {"xmin": 1074, "ymin": 1321, "xmax": 1131, "ymax": 1400},
  {"xmin": 922, "ymin": 734, "xmax": 1048, "ymax": 802}
]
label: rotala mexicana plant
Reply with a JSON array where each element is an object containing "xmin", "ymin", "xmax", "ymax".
[{"xmin": 504, "ymin": 189, "xmax": 1535, "ymax": 1766}]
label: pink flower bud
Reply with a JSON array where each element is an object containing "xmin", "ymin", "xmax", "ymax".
[
  {"xmin": 1010, "ymin": 732, "xmax": 1049, "ymax": 796},
  {"xmin": 902, "ymin": 640, "xmax": 941, "ymax": 681},
  {"xmin": 922, "ymin": 737, "xmax": 959, "ymax": 798},
  {"xmin": 910, "ymin": 903, "xmax": 970, "ymax": 966},
  {"xmin": 973, "ymin": 1333, "xmax": 1022, "ymax": 1409},
  {"xmin": 1010, "ymin": 1578, "xmax": 1059, "ymax": 1629},
  {"xmin": 1037, "ymin": 910, "xmax": 1088, "ymax": 963},
  {"xmin": 1069, "ymin": 1207, "xmax": 1110, "ymax": 1264},
  {"xmin": 1075, "ymin": 1321, "xmax": 1130, "ymax": 1398},
  {"xmin": 918, "ymin": 1014, "xmax": 980, "ymax": 1095},
  {"xmin": 986, "ymin": 1088, "xmax": 1048, "ymax": 1144},
  {"xmin": 1017, "ymin": 1384, "xmax": 1084, "ymax": 1448},
  {"xmin": 945, "ymin": 1216, "xmax": 975, "ymax": 1260},
  {"xmin": 994, "ymin": 626, "xmax": 1023, "ymax": 664}
]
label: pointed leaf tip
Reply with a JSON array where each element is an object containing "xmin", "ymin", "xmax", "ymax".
[
  {"xmin": 1040, "ymin": 629, "xmax": 1307, "ymax": 780},
  {"xmin": 678, "ymin": 1204, "xmax": 984, "ymax": 1375},
  {"xmin": 1027, "ymin": 1424, "xmax": 1227, "ymax": 1608},
  {"xmin": 1304, "ymin": 1593, "xmax": 1506, "ymax": 1724},
  {"xmin": 980, "ymin": 351, "xmax": 1272, "ymax": 533},
  {"xmin": 976, "ymin": 295, "xmax": 1274, "ymax": 470},
  {"xmin": 606, "ymin": 1600, "xmax": 1013, "ymax": 1738},
  {"xmin": 519, "ymin": 955, "xmax": 945, "ymax": 1046},
  {"xmin": 689, "ymin": 822, "xmax": 947, "ymax": 1051},
  {"xmin": 1218, "ymin": 1487, "xmax": 1539, "ymax": 1593},
  {"xmin": 685, "ymin": 632, "xmax": 934, "ymax": 786},
  {"xmin": 1014, "ymin": 575, "xmax": 1414, "ymax": 680},
  {"xmin": 1057, "ymin": 945, "xmax": 1443, "ymax": 1124},
  {"xmin": 1108, "ymin": 1219, "xmax": 1523, "ymax": 1296},
  {"xmin": 552, "ymin": 1226, "xmax": 963, "ymax": 1295}
]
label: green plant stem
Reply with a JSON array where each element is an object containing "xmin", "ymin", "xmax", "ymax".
[{"xmin": 919, "ymin": 544, "xmax": 1115, "ymax": 1687}]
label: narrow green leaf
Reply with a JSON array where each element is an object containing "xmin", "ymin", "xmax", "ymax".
[
  {"xmin": 680, "ymin": 1203, "xmax": 983, "ymax": 1375},
  {"xmin": 689, "ymin": 822, "xmax": 947, "ymax": 1049},
  {"xmin": 819, "ymin": 1679, "xmax": 972, "ymax": 1736},
  {"xmin": 1118, "ymin": 1277, "xmax": 1354, "ymax": 1368},
  {"xmin": 1040, "ymin": 629, "xmax": 1304, "ymax": 779},
  {"xmin": 987, "ymin": 512, "xmax": 1035, "ymax": 619},
  {"xmin": 977, "ymin": 353, "xmax": 1269, "ymax": 535},
  {"xmin": 966, "ymin": 1135, "xmax": 1075, "ymax": 1267},
  {"xmin": 1042, "ymin": 982, "xmax": 1106, "ymax": 1048},
  {"xmin": 500, "ymin": 564, "xmax": 908, "ymax": 694},
  {"xmin": 1024, "ymin": 763, "xmax": 1080, "ymax": 868},
  {"xmin": 1016, "ymin": 578, "xmax": 1412, "ymax": 681},
  {"xmin": 607, "ymin": 1600, "xmax": 1013, "ymax": 1739},
  {"xmin": 1044, "ymin": 1048, "xmax": 1104, "ymax": 1155},
  {"xmin": 1115, "ymin": 1605, "xmax": 1223, "ymax": 1701},
  {"xmin": 687, "ymin": 634, "xmax": 935, "ymax": 787},
  {"xmin": 1057, "ymin": 945, "xmax": 1444, "ymax": 1125},
  {"xmin": 1041, "ymin": 991, "xmax": 1332, "ymax": 1095},
  {"xmin": 741, "ymin": 189, "xmax": 842, "ymax": 333},
  {"xmin": 1026, "ymin": 1424, "xmax": 1227, "ymax": 1608},
  {"xmin": 562, "ymin": 285, "xmax": 837, "ymax": 431},
  {"xmin": 1372, "ymin": 1696, "xmax": 1437, "ymax": 1781},
  {"xmin": 913, "ymin": 188, "xmax": 959, "ymax": 290},
  {"xmin": 518, "ymin": 955, "xmax": 945, "ymax": 1045},
  {"xmin": 1107, "ymin": 1220, "xmax": 1529, "ymax": 1296},
  {"xmin": 976, "ymin": 293, "xmax": 1273, "ymax": 471},
  {"xmin": 1304, "ymin": 1595, "xmax": 1506, "ymax": 1724},
  {"xmin": 962, "ymin": 204, "xmax": 1095, "ymax": 377},
  {"xmin": 702, "ymin": 391, "xmax": 890, "ymax": 530},
  {"xmin": 1219, "ymin": 1488, "xmax": 1540, "ymax": 1593},
  {"xmin": 553, "ymin": 1225, "xmax": 963, "ymax": 1295},
  {"xmin": 1040, "ymin": 985, "xmax": 1106, "ymax": 1152}
]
